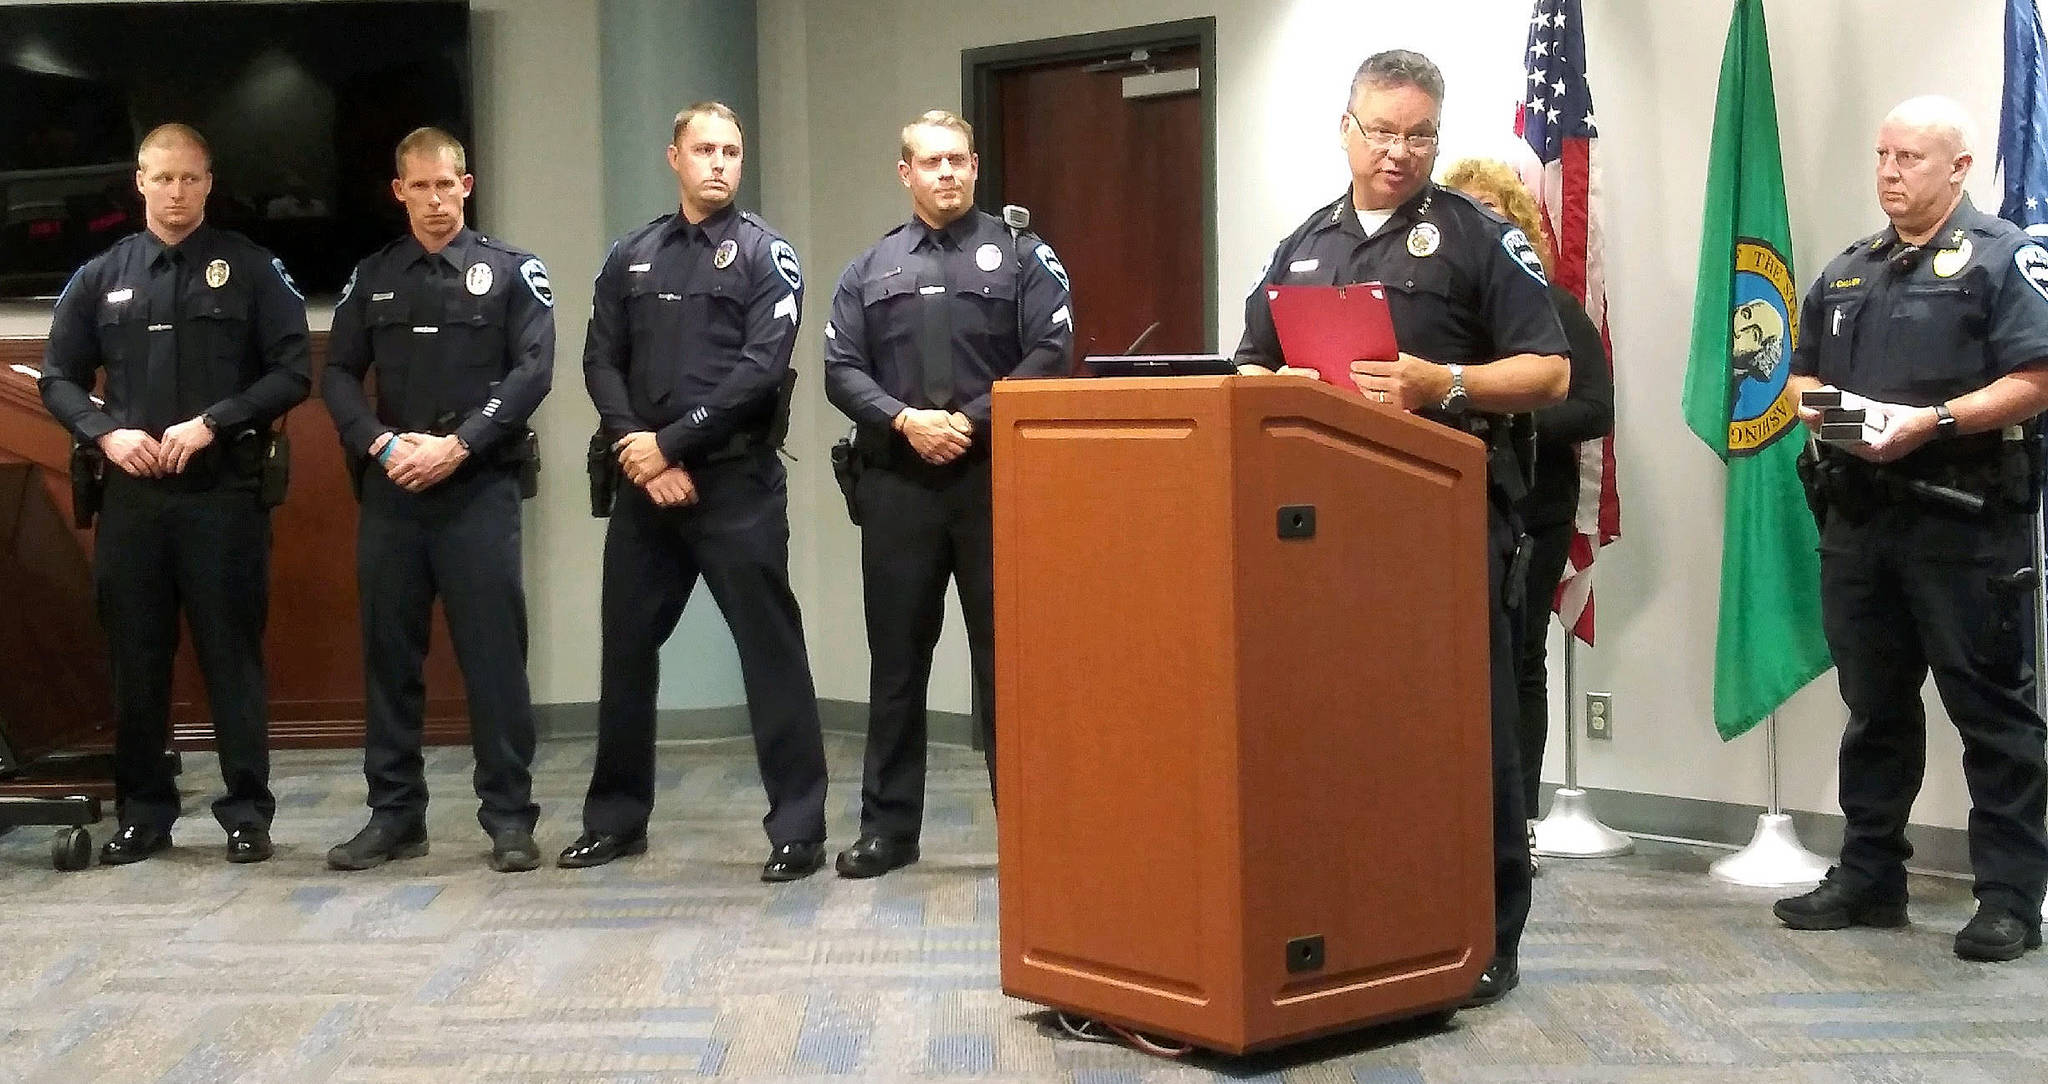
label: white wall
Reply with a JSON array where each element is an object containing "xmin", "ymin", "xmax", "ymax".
[{"xmin": 758, "ymin": 0, "xmax": 2012, "ymax": 833}]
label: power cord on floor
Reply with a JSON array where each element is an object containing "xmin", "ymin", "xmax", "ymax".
[{"xmin": 1053, "ymin": 1011, "xmax": 1194, "ymax": 1058}]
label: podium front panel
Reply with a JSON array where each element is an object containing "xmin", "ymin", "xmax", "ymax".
[{"xmin": 994, "ymin": 378, "xmax": 1246, "ymax": 1042}]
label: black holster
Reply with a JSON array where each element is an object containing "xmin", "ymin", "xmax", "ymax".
[
  {"xmin": 493, "ymin": 429, "xmax": 540, "ymax": 500},
  {"xmin": 69, "ymin": 442, "xmax": 105, "ymax": 529},
  {"xmin": 1796, "ymin": 441, "xmax": 1829, "ymax": 530},
  {"xmin": 829, "ymin": 433, "xmax": 862, "ymax": 525},
  {"xmin": 587, "ymin": 432, "xmax": 621, "ymax": 518},
  {"xmin": 257, "ymin": 429, "xmax": 290, "ymax": 508}
]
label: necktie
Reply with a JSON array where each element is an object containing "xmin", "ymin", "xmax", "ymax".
[
  {"xmin": 415, "ymin": 257, "xmax": 452, "ymax": 428},
  {"xmin": 144, "ymin": 250, "xmax": 185, "ymax": 434},
  {"xmin": 916, "ymin": 242, "xmax": 955, "ymax": 409}
]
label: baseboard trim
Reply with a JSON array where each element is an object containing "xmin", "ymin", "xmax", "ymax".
[{"xmin": 1540, "ymin": 783, "xmax": 1972, "ymax": 879}]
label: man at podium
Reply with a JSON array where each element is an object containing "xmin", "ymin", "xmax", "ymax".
[{"xmin": 1233, "ymin": 49, "xmax": 1569, "ymax": 1006}]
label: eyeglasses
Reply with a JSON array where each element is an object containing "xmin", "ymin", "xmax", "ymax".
[{"xmin": 1348, "ymin": 112, "xmax": 1438, "ymax": 153}]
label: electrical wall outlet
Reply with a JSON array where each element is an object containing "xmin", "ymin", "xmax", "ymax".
[{"xmin": 1586, "ymin": 692, "xmax": 1613, "ymax": 740}]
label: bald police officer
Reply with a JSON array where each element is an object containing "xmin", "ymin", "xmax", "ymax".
[
  {"xmin": 564, "ymin": 102, "xmax": 830, "ymax": 882},
  {"xmin": 823, "ymin": 109, "xmax": 1074, "ymax": 879},
  {"xmin": 41, "ymin": 123, "xmax": 311, "ymax": 865},
  {"xmin": 322, "ymin": 127, "xmax": 555, "ymax": 874},
  {"xmin": 1775, "ymin": 97, "xmax": 2048, "ymax": 962},
  {"xmin": 1234, "ymin": 51, "xmax": 1569, "ymax": 1006}
]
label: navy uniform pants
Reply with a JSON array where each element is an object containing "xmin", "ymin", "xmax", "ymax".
[
  {"xmin": 1821, "ymin": 502, "xmax": 2048, "ymax": 925},
  {"xmin": 1513, "ymin": 515, "xmax": 1577, "ymax": 819},
  {"xmin": 357, "ymin": 467, "xmax": 537, "ymax": 836},
  {"xmin": 95, "ymin": 471, "xmax": 274, "ymax": 832},
  {"xmin": 1488, "ymin": 502, "xmax": 1535, "ymax": 962},
  {"xmin": 851, "ymin": 450, "xmax": 997, "ymax": 842},
  {"xmin": 581, "ymin": 451, "xmax": 828, "ymax": 847}
]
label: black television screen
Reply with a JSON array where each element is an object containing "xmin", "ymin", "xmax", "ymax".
[{"xmin": 0, "ymin": 0, "xmax": 473, "ymax": 300}]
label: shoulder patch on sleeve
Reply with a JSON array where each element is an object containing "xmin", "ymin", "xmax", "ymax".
[
  {"xmin": 770, "ymin": 239, "xmax": 802, "ymax": 290},
  {"xmin": 1501, "ymin": 228, "xmax": 1548, "ymax": 285},
  {"xmin": 519, "ymin": 257, "xmax": 554, "ymax": 308},
  {"xmin": 1034, "ymin": 243, "xmax": 1069, "ymax": 290},
  {"xmin": 337, "ymin": 266, "xmax": 357, "ymax": 306},
  {"xmin": 271, "ymin": 257, "xmax": 305, "ymax": 301},
  {"xmin": 2014, "ymin": 243, "xmax": 2048, "ymax": 305}
]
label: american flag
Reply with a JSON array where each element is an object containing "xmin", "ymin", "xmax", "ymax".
[{"xmin": 1515, "ymin": 0, "xmax": 1619, "ymax": 645}]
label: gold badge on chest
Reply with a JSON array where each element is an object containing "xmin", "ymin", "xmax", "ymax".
[
  {"xmin": 1932, "ymin": 236, "xmax": 1972, "ymax": 279},
  {"xmin": 1407, "ymin": 222, "xmax": 1441, "ymax": 258},
  {"xmin": 204, "ymin": 259, "xmax": 230, "ymax": 288}
]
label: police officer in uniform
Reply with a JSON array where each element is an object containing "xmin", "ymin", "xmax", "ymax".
[
  {"xmin": 823, "ymin": 109, "xmax": 1074, "ymax": 879},
  {"xmin": 1774, "ymin": 97, "xmax": 2048, "ymax": 962},
  {"xmin": 322, "ymin": 128, "xmax": 555, "ymax": 873},
  {"xmin": 41, "ymin": 123, "xmax": 311, "ymax": 865},
  {"xmin": 1233, "ymin": 52, "xmax": 1569, "ymax": 1006},
  {"xmin": 564, "ymin": 102, "xmax": 830, "ymax": 882}
]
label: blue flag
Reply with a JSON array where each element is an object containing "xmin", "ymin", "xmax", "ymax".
[{"xmin": 2001, "ymin": 0, "xmax": 2048, "ymax": 235}]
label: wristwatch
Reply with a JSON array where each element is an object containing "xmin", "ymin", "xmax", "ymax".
[
  {"xmin": 1932, "ymin": 403, "xmax": 1958, "ymax": 440},
  {"xmin": 1438, "ymin": 364, "xmax": 1468, "ymax": 414}
]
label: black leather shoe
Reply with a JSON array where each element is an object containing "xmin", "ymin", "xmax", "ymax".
[
  {"xmin": 555, "ymin": 830, "xmax": 647, "ymax": 869},
  {"xmin": 1954, "ymin": 904, "xmax": 2043, "ymax": 962},
  {"xmin": 488, "ymin": 829, "xmax": 540, "ymax": 873},
  {"xmin": 834, "ymin": 834, "xmax": 919, "ymax": 879},
  {"xmin": 1773, "ymin": 872, "xmax": 1908, "ymax": 930},
  {"xmin": 100, "ymin": 824, "xmax": 172, "ymax": 865},
  {"xmin": 1464, "ymin": 956, "xmax": 1519, "ymax": 1007},
  {"xmin": 225, "ymin": 825, "xmax": 273, "ymax": 864},
  {"xmin": 326, "ymin": 822, "xmax": 428, "ymax": 871},
  {"xmin": 761, "ymin": 840, "xmax": 825, "ymax": 882}
]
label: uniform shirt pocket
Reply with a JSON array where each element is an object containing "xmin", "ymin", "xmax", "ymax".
[
  {"xmin": 1891, "ymin": 282, "xmax": 1986, "ymax": 386},
  {"xmin": 1816, "ymin": 290, "xmax": 1864, "ymax": 382},
  {"xmin": 860, "ymin": 273, "xmax": 922, "ymax": 358},
  {"xmin": 686, "ymin": 279, "xmax": 747, "ymax": 353},
  {"xmin": 956, "ymin": 273, "xmax": 1019, "ymax": 364},
  {"xmin": 186, "ymin": 283, "xmax": 254, "ymax": 394}
]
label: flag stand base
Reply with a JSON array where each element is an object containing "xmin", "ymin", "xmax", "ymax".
[
  {"xmin": 1533, "ymin": 788, "xmax": 1634, "ymax": 857},
  {"xmin": 1709, "ymin": 812, "xmax": 1830, "ymax": 887}
]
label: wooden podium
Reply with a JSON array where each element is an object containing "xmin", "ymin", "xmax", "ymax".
[{"xmin": 992, "ymin": 375, "xmax": 1494, "ymax": 1053}]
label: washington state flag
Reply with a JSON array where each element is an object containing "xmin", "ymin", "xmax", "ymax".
[{"xmin": 1680, "ymin": 0, "xmax": 1831, "ymax": 740}]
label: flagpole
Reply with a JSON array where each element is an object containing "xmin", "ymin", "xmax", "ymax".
[
  {"xmin": 1532, "ymin": 629, "xmax": 1632, "ymax": 858},
  {"xmin": 1710, "ymin": 712, "xmax": 1831, "ymax": 886}
]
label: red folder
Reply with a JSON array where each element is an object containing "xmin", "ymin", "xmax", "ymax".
[{"xmin": 1266, "ymin": 283, "xmax": 1400, "ymax": 390}]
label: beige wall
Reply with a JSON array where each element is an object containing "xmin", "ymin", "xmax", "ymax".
[{"xmin": 758, "ymin": 0, "xmax": 2009, "ymax": 833}]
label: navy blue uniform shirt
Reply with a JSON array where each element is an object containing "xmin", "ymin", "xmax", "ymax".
[
  {"xmin": 823, "ymin": 209, "xmax": 1074, "ymax": 432},
  {"xmin": 1234, "ymin": 185, "xmax": 1568, "ymax": 421},
  {"xmin": 323, "ymin": 227, "xmax": 556, "ymax": 456},
  {"xmin": 1792, "ymin": 194, "xmax": 2048, "ymax": 406},
  {"xmin": 583, "ymin": 204, "xmax": 804, "ymax": 464},
  {"xmin": 42, "ymin": 223, "xmax": 311, "ymax": 441}
]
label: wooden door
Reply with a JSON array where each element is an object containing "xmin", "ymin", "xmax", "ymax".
[{"xmin": 993, "ymin": 46, "xmax": 1207, "ymax": 362}]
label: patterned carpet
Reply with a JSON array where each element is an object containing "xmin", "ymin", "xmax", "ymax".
[{"xmin": 2, "ymin": 732, "xmax": 2044, "ymax": 1083}]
